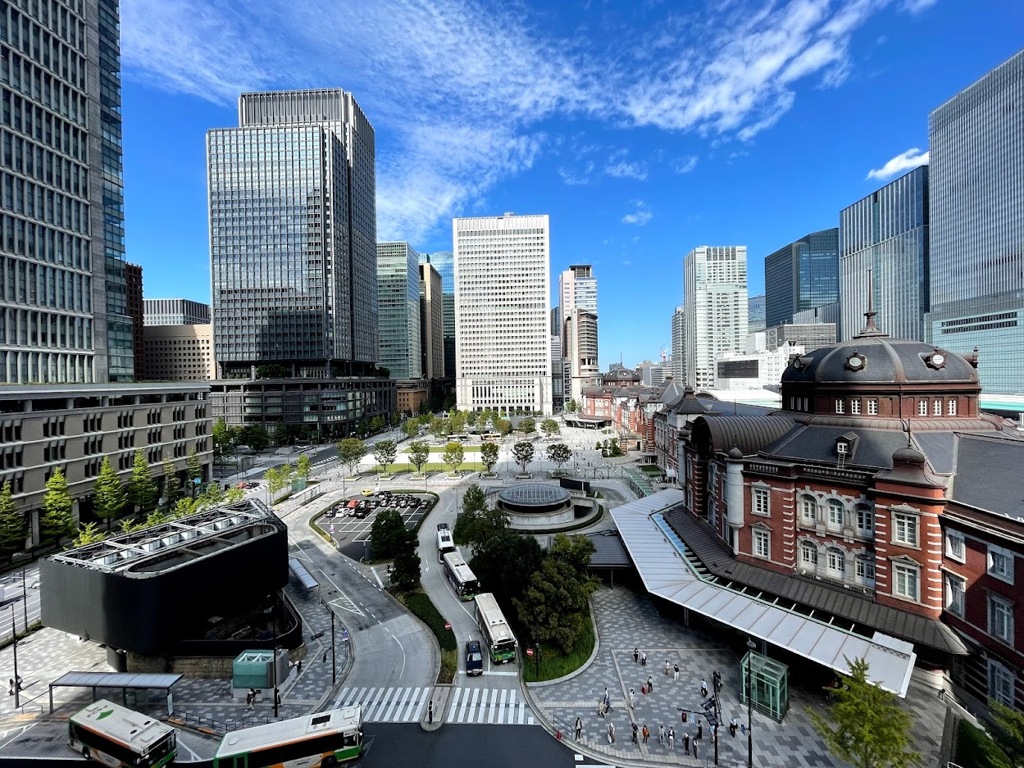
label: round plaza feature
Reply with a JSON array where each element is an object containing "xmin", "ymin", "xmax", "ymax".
[{"xmin": 496, "ymin": 483, "xmax": 574, "ymax": 529}]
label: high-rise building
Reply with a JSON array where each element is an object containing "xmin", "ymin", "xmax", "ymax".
[
  {"xmin": 0, "ymin": 0, "xmax": 131, "ymax": 384},
  {"xmin": 126, "ymin": 264, "xmax": 144, "ymax": 380},
  {"xmin": 144, "ymin": 299, "xmax": 211, "ymax": 326},
  {"xmin": 839, "ymin": 167, "xmax": 929, "ymax": 342},
  {"xmin": 376, "ymin": 242, "xmax": 422, "ymax": 381},
  {"xmin": 419, "ymin": 263, "xmax": 444, "ymax": 380},
  {"xmin": 559, "ymin": 265, "xmax": 599, "ymax": 406},
  {"xmin": 684, "ymin": 246, "xmax": 748, "ymax": 390},
  {"xmin": 764, "ymin": 229, "xmax": 839, "ymax": 328},
  {"xmin": 207, "ymin": 89, "xmax": 377, "ymax": 379},
  {"xmin": 925, "ymin": 50, "xmax": 1024, "ymax": 393},
  {"xmin": 671, "ymin": 306, "xmax": 686, "ymax": 384},
  {"xmin": 419, "ymin": 251, "xmax": 455, "ymax": 380},
  {"xmin": 559, "ymin": 265, "xmax": 598, "ymax": 327},
  {"xmin": 453, "ymin": 213, "xmax": 552, "ymax": 414},
  {"xmin": 747, "ymin": 294, "xmax": 766, "ymax": 333}
]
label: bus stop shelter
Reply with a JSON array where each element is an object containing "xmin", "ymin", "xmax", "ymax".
[{"xmin": 48, "ymin": 672, "xmax": 182, "ymax": 715}]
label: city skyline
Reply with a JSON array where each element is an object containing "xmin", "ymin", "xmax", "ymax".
[{"xmin": 118, "ymin": 1, "xmax": 1021, "ymax": 370}]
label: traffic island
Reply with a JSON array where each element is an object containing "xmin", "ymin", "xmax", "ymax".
[{"xmin": 420, "ymin": 685, "xmax": 453, "ymax": 731}]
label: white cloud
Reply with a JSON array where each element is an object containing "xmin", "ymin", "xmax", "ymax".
[
  {"xmin": 866, "ymin": 148, "xmax": 930, "ymax": 180},
  {"xmin": 622, "ymin": 200, "xmax": 653, "ymax": 226},
  {"xmin": 901, "ymin": 0, "xmax": 937, "ymax": 13},
  {"xmin": 605, "ymin": 160, "xmax": 649, "ymax": 181},
  {"xmin": 673, "ymin": 155, "xmax": 699, "ymax": 174}
]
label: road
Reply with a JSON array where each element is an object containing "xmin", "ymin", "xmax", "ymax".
[{"xmin": 0, "ymin": 566, "xmax": 40, "ymax": 645}]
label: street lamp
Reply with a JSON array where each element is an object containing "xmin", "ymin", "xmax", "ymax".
[
  {"xmin": 9, "ymin": 606, "xmax": 19, "ymax": 709},
  {"xmin": 746, "ymin": 638, "xmax": 756, "ymax": 768}
]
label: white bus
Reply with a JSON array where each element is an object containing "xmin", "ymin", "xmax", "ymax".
[
  {"xmin": 436, "ymin": 522, "xmax": 456, "ymax": 562},
  {"xmin": 68, "ymin": 699, "xmax": 177, "ymax": 768},
  {"xmin": 442, "ymin": 549, "xmax": 480, "ymax": 601},
  {"xmin": 475, "ymin": 592, "xmax": 517, "ymax": 664},
  {"xmin": 214, "ymin": 706, "xmax": 362, "ymax": 767}
]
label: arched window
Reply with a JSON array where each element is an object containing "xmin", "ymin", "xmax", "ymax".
[
  {"xmin": 800, "ymin": 541, "xmax": 818, "ymax": 568},
  {"xmin": 827, "ymin": 499, "xmax": 844, "ymax": 528},
  {"xmin": 800, "ymin": 495, "xmax": 816, "ymax": 524},
  {"xmin": 827, "ymin": 549, "xmax": 845, "ymax": 579}
]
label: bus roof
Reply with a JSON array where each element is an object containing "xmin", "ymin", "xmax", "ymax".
[
  {"xmin": 443, "ymin": 550, "xmax": 477, "ymax": 580},
  {"xmin": 70, "ymin": 699, "xmax": 174, "ymax": 752},
  {"xmin": 215, "ymin": 707, "xmax": 361, "ymax": 758}
]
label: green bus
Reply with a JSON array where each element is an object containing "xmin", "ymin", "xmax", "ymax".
[
  {"xmin": 475, "ymin": 592, "xmax": 517, "ymax": 664},
  {"xmin": 214, "ymin": 706, "xmax": 362, "ymax": 767},
  {"xmin": 68, "ymin": 699, "xmax": 176, "ymax": 768}
]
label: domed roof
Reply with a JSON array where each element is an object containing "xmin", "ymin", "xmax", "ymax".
[{"xmin": 781, "ymin": 314, "xmax": 979, "ymax": 387}]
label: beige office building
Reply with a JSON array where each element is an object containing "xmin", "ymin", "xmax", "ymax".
[{"xmin": 142, "ymin": 325, "xmax": 216, "ymax": 381}]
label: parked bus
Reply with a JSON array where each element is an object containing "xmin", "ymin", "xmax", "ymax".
[
  {"xmin": 442, "ymin": 549, "xmax": 479, "ymax": 600},
  {"xmin": 436, "ymin": 522, "xmax": 456, "ymax": 562},
  {"xmin": 214, "ymin": 706, "xmax": 362, "ymax": 767},
  {"xmin": 475, "ymin": 592, "xmax": 517, "ymax": 664},
  {"xmin": 68, "ymin": 699, "xmax": 177, "ymax": 768}
]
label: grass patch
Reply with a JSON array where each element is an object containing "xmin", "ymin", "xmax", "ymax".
[
  {"xmin": 955, "ymin": 719, "xmax": 1012, "ymax": 768},
  {"xmin": 521, "ymin": 621, "xmax": 595, "ymax": 683},
  {"xmin": 396, "ymin": 589, "xmax": 457, "ymax": 684}
]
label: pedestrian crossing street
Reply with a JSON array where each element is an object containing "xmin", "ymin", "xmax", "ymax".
[{"xmin": 334, "ymin": 685, "xmax": 534, "ymax": 725}]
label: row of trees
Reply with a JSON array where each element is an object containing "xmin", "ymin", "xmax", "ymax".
[{"xmin": 401, "ymin": 410, "xmax": 562, "ymax": 442}]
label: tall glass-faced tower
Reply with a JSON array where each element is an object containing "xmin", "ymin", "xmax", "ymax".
[
  {"xmin": 419, "ymin": 251, "xmax": 455, "ymax": 379},
  {"xmin": 764, "ymin": 229, "xmax": 838, "ymax": 328},
  {"xmin": 376, "ymin": 242, "xmax": 422, "ymax": 380},
  {"xmin": 925, "ymin": 51, "xmax": 1024, "ymax": 393},
  {"xmin": 0, "ymin": 0, "xmax": 131, "ymax": 383},
  {"xmin": 207, "ymin": 89, "xmax": 377, "ymax": 378}
]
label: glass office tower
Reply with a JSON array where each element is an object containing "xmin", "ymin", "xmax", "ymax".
[
  {"xmin": 419, "ymin": 251, "xmax": 455, "ymax": 379},
  {"xmin": 763, "ymin": 228, "xmax": 839, "ymax": 329},
  {"xmin": 208, "ymin": 89, "xmax": 377, "ymax": 379},
  {"xmin": 684, "ymin": 245, "xmax": 748, "ymax": 390},
  {"xmin": 0, "ymin": 0, "xmax": 131, "ymax": 383},
  {"xmin": 376, "ymin": 242, "xmax": 422, "ymax": 381},
  {"xmin": 839, "ymin": 167, "xmax": 929, "ymax": 342},
  {"xmin": 925, "ymin": 51, "xmax": 1024, "ymax": 393}
]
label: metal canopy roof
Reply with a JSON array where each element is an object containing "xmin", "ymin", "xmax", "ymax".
[
  {"xmin": 611, "ymin": 489, "xmax": 917, "ymax": 698},
  {"xmin": 288, "ymin": 557, "xmax": 319, "ymax": 590},
  {"xmin": 51, "ymin": 672, "xmax": 182, "ymax": 689}
]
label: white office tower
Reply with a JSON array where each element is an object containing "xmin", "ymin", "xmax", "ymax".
[
  {"xmin": 671, "ymin": 305, "xmax": 686, "ymax": 384},
  {"xmin": 559, "ymin": 265, "xmax": 600, "ymax": 406},
  {"xmin": 453, "ymin": 214, "xmax": 552, "ymax": 415},
  {"xmin": 684, "ymin": 246, "xmax": 748, "ymax": 390}
]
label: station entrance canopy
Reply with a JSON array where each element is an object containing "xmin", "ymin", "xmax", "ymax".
[{"xmin": 611, "ymin": 489, "xmax": 917, "ymax": 698}]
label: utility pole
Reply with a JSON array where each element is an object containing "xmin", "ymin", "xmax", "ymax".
[{"xmin": 10, "ymin": 609, "xmax": 19, "ymax": 709}]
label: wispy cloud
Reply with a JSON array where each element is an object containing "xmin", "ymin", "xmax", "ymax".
[
  {"xmin": 866, "ymin": 147, "xmax": 929, "ymax": 180},
  {"xmin": 121, "ymin": 0, "xmax": 915, "ymax": 244},
  {"xmin": 622, "ymin": 200, "xmax": 653, "ymax": 226},
  {"xmin": 673, "ymin": 155, "xmax": 699, "ymax": 174},
  {"xmin": 901, "ymin": 0, "xmax": 937, "ymax": 14}
]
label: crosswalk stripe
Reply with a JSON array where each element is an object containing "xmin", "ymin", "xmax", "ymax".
[
  {"xmin": 381, "ymin": 687, "xmax": 406, "ymax": 721},
  {"xmin": 336, "ymin": 685, "xmax": 532, "ymax": 724}
]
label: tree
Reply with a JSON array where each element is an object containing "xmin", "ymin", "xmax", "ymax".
[
  {"xmin": 471, "ymin": 528, "xmax": 543, "ymax": 604},
  {"xmin": 41, "ymin": 468, "xmax": 75, "ymax": 545},
  {"xmin": 390, "ymin": 531, "xmax": 421, "ymax": 589},
  {"xmin": 370, "ymin": 509, "xmax": 408, "ymax": 560},
  {"xmin": 449, "ymin": 410, "xmax": 467, "ymax": 434},
  {"xmin": 462, "ymin": 484, "xmax": 488, "ymax": 514},
  {"xmin": 127, "ymin": 451, "xmax": 158, "ymax": 513},
  {"xmin": 212, "ymin": 417, "xmax": 239, "ymax": 465},
  {"xmin": 186, "ymin": 448, "xmax": 203, "ymax": 484},
  {"xmin": 71, "ymin": 521, "xmax": 106, "ymax": 548},
  {"xmin": 512, "ymin": 441, "xmax": 535, "ymax": 473},
  {"xmin": 494, "ymin": 417, "xmax": 513, "ymax": 436},
  {"xmin": 407, "ymin": 441, "xmax": 430, "ymax": 474},
  {"xmin": 373, "ymin": 440, "xmax": 397, "ymax": 474},
  {"xmin": 243, "ymin": 424, "xmax": 270, "ymax": 453},
  {"xmin": 336, "ymin": 438, "xmax": 367, "ymax": 478},
  {"xmin": 442, "ymin": 442, "xmax": 465, "ymax": 475},
  {"xmin": 992, "ymin": 701, "xmax": 1024, "ymax": 762},
  {"xmin": 456, "ymin": 507, "xmax": 510, "ymax": 553},
  {"xmin": 541, "ymin": 418, "xmax": 560, "ymax": 437},
  {"xmin": 161, "ymin": 458, "xmax": 182, "ymax": 507},
  {"xmin": 0, "ymin": 481, "xmax": 25, "ymax": 560},
  {"xmin": 93, "ymin": 456, "xmax": 126, "ymax": 529},
  {"xmin": 809, "ymin": 657, "xmax": 920, "ymax": 768},
  {"xmin": 480, "ymin": 442, "xmax": 499, "ymax": 474},
  {"xmin": 567, "ymin": 399, "xmax": 578, "ymax": 413},
  {"xmin": 402, "ymin": 418, "xmax": 421, "ymax": 439},
  {"xmin": 517, "ymin": 418, "xmax": 536, "ymax": 436},
  {"xmin": 549, "ymin": 533, "xmax": 596, "ymax": 572},
  {"xmin": 429, "ymin": 416, "xmax": 451, "ymax": 440},
  {"xmin": 369, "ymin": 415, "xmax": 385, "ymax": 434},
  {"xmin": 546, "ymin": 443, "xmax": 572, "ymax": 473},
  {"xmin": 296, "ymin": 453, "xmax": 312, "ymax": 482},
  {"xmin": 515, "ymin": 555, "xmax": 597, "ymax": 654},
  {"xmin": 264, "ymin": 466, "xmax": 286, "ymax": 504}
]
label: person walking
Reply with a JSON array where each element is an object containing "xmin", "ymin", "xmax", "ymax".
[
  {"xmin": 730, "ymin": 716, "xmax": 738, "ymax": 737},
  {"xmin": 683, "ymin": 731, "xmax": 690, "ymax": 753},
  {"xmin": 697, "ymin": 720, "xmax": 703, "ymax": 741},
  {"xmin": 693, "ymin": 736, "xmax": 699, "ymax": 759},
  {"xmin": 646, "ymin": 674, "xmax": 654, "ymax": 694},
  {"xmin": 631, "ymin": 723, "xmax": 638, "ymax": 745},
  {"xmin": 628, "ymin": 688, "xmax": 635, "ymax": 709},
  {"xmin": 668, "ymin": 727, "xmax": 675, "ymax": 750},
  {"xmin": 659, "ymin": 724, "xmax": 666, "ymax": 745},
  {"xmin": 640, "ymin": 650, "xmax": 647, "ymax": 667},
  {"xmin": 596, "ymin": 698, "xmax": 605, "ymax": 717},
  {"xmin": 608, "ymin": 722, "xmax": 616, "ymax": 744},
  {"xmin": 633, "ymin": 647, "xmax": 639, "ymax": 663},
  {"xmin": 673, "ymin": 663, "xmax": 680, "ymax": 682},
  {"xmin": 641, "ymin": 724, "xmax": 650, "ymax": 744},
  {"xmin": 604, "ymin": 687, "xmax": 612, "ymax": 713},
  {"xmin": 664, "ymin": 659, "xmax": 670, "ymax": 677},
  {"xmin": 575, "ymin": 716, "xmax": 583, "ymax": 740},
  {"xmin": 713, "ymin": 669, "xmax": 722, "ymax": 692},
  {"xmin": 7, "ymin": 679, "xmax": 12, "ymax": 696},
  {"xmin": 700, "ymin": 678, "xmax": 708, "ymax": 698}
]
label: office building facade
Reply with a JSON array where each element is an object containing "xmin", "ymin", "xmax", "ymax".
[
  {"xmin": 376, "ymin": 242, "xmax": 422, "ymax": 381},
  {"xmin": 419, "ymin": 251, "xmax": 455, "ymax": 382},
  {"xmin": 764, "ymin": 229, "xmax": 839, "ymax": 329},
  {"xmin": 0, "ymin": 0, "xmax": 132, "ymax": 384},
  {"xmin": 925, "ymin": 50, "xmax": 1024, "ymax": 393},
  {"xmin": 142, "ymin": 324, "xmax": 216, "ymax": 381},
  {"xmin": 207, "ymin": 89, "xmax": 377, "ymax": 379},
  {"xmin": 126, "ymin": 263, "xmax": 143, "ymax": 379},
  {"xmin": 839, "ymin": 167, "xmax": 929, "ymax": 342},
  {"xmin": 419, "ymin": 263, "xmax": 444, "ymax": 380},
  {"xmin": 684, "ymin": 246, "xmax": 748, "ymax": 390},
  {"xmin": 671, "ymin": 306, "xmax": 685, "ymax": 385},
  {"xmin": 559, "ymin": 265, "xmax": 599, "ymax": 406},
  {"xmin": 453, "ymin": 213, "xmax": 552, "ymax": 415},
  {"xmin": 144, "ymin": 299, "xmax": 211, "ymax": 326},
  {"xmin": 748, "ymin": 294, "xmax": 766, "ymax": 333}
]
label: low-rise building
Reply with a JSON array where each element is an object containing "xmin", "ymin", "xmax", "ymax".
[{"xmin": 142, "ymin": 324, "xmax": 216, "ymax": 381}]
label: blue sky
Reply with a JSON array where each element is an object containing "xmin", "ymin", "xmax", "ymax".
[{"xmin": 120, "ymin": 0, "xmax": 1023, "ymax": 371}]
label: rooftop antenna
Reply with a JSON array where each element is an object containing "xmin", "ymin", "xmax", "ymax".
[
  {"xmin": 901, "ymin": 418, "xmax": 912, "ymax": 447},
  {"xmin": 856, "ymin": 268, "xmax": 887, "ymax": 337}
]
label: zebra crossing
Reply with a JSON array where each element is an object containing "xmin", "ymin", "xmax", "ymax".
[{"xmin": 333, "ymin": 685, "xmax": 534, "ymax": 725}]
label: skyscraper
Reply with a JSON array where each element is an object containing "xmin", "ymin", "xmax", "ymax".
[
  {"xmin": 763, "ymin": 228, "xmax": 839, "ymax": 328},
  {"xmin": 376, "ymin": 242, "xmax": 422, "ymax": 381},
  {"xmin": 925, "ymin": 50, "xmax": 1024, "ymax": 393},
  {"xmin": 207, "ymin": 89, "xmax": 377, "ymax": 378},
  {"xmin": 684, "ymin": 246, "xmax": 748, "ymax": 390},
  {"xmin": 453, "ymin": 213, "xmax": 552, "ymax": 414},
  {"xmin": 559, "ymin": 265, "xmax": 599, "ymax": 405},
  {"xmin": 671, "ymin": 305, "xmax": 686, "ymax": 384},
  {"xmin": 419, "ymin": 263, "xmax": 444, "ymax": 380},
  {"xmin": 0, "ymin": 0, "xmax": 132, "ymax": 383},
  {"xmin": 839, "ymin": 167, "xmax": 929, "ymax": 342},
  {"xmin": 419, "ymin": 251, "xmax": 455, "ymax": 380}
]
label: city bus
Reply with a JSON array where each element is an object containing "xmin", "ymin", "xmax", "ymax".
[
  {"xmin": 214, "ymin": 706, "xmax": 362, "ymax": 767},
  {"xmin": 442, "ymin": 549, "xmax": 480, "ymax": 600},
  {"xmin": 68, "ymin": 699, "xmax": 177, "ymax": 768},
  {"xmin": 436, "ymin": 522, "xmax": 456, "ymax": 562},
  {"xmin": 475, "ymin": 592, "xmax": 517, "ymax": 664}
]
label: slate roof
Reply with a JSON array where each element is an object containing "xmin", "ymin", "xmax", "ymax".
[
  {"xmin": 764, "ymin": 424, "xmax": 913, "ymax": 470},
  {"xmin": 663, "ymin": 508, "xmax": 968, "ymax": 655},
  {"xmin": 950, "ymin": 433, "xmax": 1024, "ymax": 521},
  {"xmin": 695, "ymin": 413, "xmax": 795, "ymax": 454}
]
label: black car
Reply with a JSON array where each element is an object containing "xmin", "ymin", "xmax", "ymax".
[{"xmin": 465, "ymin": 640, "xmax": 484, "ymax": 676}]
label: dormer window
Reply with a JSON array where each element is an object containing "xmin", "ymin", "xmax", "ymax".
[
  {"xmin": 836, "ymin": 439, "xmax": 849, "ymax": 456},
  {"xmin": 835, "ymin": 399, "xmax": 845, "ymax": 414},
  {"xmin": 924, "ymin": 349, "xmax": 947, "ymax": 370},
  {"xmin": 845, "ymin": 352, "xmax": 866, "ymax": 372}
]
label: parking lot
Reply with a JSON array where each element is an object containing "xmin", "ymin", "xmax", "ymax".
[{"xmin": 316, "ymin": 491, "xmax": 434, "ymax": 554}]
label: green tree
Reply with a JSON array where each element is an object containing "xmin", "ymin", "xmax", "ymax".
[
  {"xmin": 992, "ymin": 701, "xmax": 1024, "ymax": 764},
  {"xmin": 0, "ymin": 481, "xmax": 25, "ymax": 560},
  {"xmin": 296, "ymin": 453, "xmax": 312, "ymax": 482},
  {"xmin": 546, "ymin": 443, "xmax": 572, "ymax": 473},
  {"xmin": 541, "ymin": 418, "xmax": 560, "ymax": 437},
  {"xmin": 71, "ymin": 521, "xmax": 106, "ymax": 548},
  {"xmin": 127, "ymin": 451, "xmax": 158, "ymax": 513},
  {"xmin": 41, "ymin": 468, "xmax": 75, "ymax": 545},
  {"xmin": 402, "ymin": 418, "xmax": 421, "ymax": 439},
  {"xmin": 390, "ymin": 531, "xmax": 421, "ymax": 589},
  {"xmin": 471, "ymin": 528, "xmax": 543, "ymax": 604},
  {"xmin": 407, "ymin": 441, "xmax": 430, "ymax": 474},
  {"xmin": 369, "ymin": 415, "xmax": 385, "ymax": 434},
  {"xmin": 809, "ymin": 657, "xmax": 920, "ymax": 768},
  {"xmin": 373, "ymin": 440, "xmax": 397, "ymax": 474},
  {"xmin": 144, "ymin": 509, "xmax": 170, "ymax": 529},
  {"xmin": 429, "ymin": 416, "xmax": 451, "ymax": 440},
  {"xmin": 93, "ymin": 456, "xmax": 126, "ymax": 529},
  {"xmin": 512, "ymin": 441, "xmax": 535, "ymax": 473},
  {"xmin": 186, "ymin": 447, "xmax": 203, "ymax": 484},
  {"xmin": 442, "ymin": 442, "xmax": 465, "ymax": 475},
  {"xmin": 566, "ymin": 399, "xmax": 578, "ymax": 413},
  {"xmin": 456, "ymin": 507, "xmax": 511, "ymax": 553},
  {"xmin": 515, "ymin": 555, "xmax": 596, "ymax": 654},
  {"xmin": 370, "ymin": 508, "xmax": 409, "ymax": 560},
  {"xmin": 517, "ymin": 418, "xmax": 536, "ymax": 436},
  {"xmin": 336, "ymin": 438, "xmax": 367, "ymax": 478},
  {"xmin": 264, "ymin": 466, "xmax": 288, "ymax": 504},
  {"xmin": 243, "ymin": 424, "xmax": 270, "ymax": 453},
  {"xmin": 494, "ymin": 417, "xmax": 513, "ymax": 436},
  {"xmin": 449, "ymin": 410, "xmax": 467, "ymax": 434},
  {"xmin": 212, "ymin": 417, "xmax": 235, "ymax": 465},
  {"xmin": 462, "ymin": 484, "xmax": 488, "ymax": 514},
  {"xmin": 161, "ymin": 458, "xmax": 181, "ymax": 508},
  {"xmin": 480, "ymin": 442, "xmax": 499, "ymax": 474}
]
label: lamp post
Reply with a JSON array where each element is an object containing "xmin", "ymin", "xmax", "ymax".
[
  {"xmin": 746, "ymin": 638, "xmax": 756, "ymax": 768},
  {"xmin": 9, "ymin": 607, "xmax": 19, "ymax": 708}
]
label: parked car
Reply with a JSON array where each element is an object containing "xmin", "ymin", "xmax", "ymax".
[{"xmin": 465, "ymin": 640, "xmax": 484, "ymax": 676}]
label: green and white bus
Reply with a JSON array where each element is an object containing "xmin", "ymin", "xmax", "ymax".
[
  {"xmin": 68, "ymin": 699, "xmax": 176, "ymax": 768},
  {"xmin": 475, "ymin": 592, "xmax": 517, "ymax": 664},
  {"xmin": 214, "ymin": 706, "xmax": 362, "ymax": 768},
  {"xmin": 442, "ymin": 549, "xmax": 480, "ymax": 601}
]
